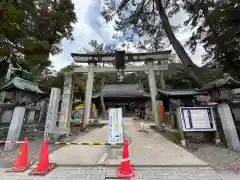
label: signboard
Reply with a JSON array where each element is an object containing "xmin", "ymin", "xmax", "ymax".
[
  {"xmin": 108, "ymin": 108, "xmax": 124, "ymax": 144},
  {"xmin": 71, "ymin": 109, "xmax": 83, "ymax": 122},
  {"xmin": 179, "ymin": 107, "xmax": 216, "ymax": 132}
]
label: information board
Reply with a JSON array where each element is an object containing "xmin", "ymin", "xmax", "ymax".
[
  {"xmin": 179, "ymin": 107, "xmax": 216, "ymax": 132},
  {"xmin": 108, "ymin": 108, "xmax": 124, "ymax": 144}
]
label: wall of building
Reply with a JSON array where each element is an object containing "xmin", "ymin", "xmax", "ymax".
[
  {"xmin": 3, "ymin": 91, "xmax": 37, "ymax": 104},
  {"xmin": 93, "ymin": 97, "xmax": 151, "ymax": 118}
]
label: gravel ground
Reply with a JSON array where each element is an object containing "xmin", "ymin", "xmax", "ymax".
[
  {"xmin": 159, "ymin": 126, "xmax": 240, "ymax": 172},
  {"xmin": 0, "ymin": 136, "xmax": 60, "ymax": 168},
  {"xmin": 186, "ymin": 143, "xmax": 240, "ymax": 171}
]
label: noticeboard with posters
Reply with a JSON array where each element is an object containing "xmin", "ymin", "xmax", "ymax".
[{"xmin": 179, "ymin": 107, "xmax": 217, "ymax": 132}]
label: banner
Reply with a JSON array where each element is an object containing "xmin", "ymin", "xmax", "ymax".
[{"xmin": 108, "ymin": 108, "xmax": 124, "ymax": 144}]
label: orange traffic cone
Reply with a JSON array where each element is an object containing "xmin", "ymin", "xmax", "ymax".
[
  {"xmin": 29, "ymin": 140, "xmax": 56, "ymax": 176},
  {"xmin": 6, "ymin": 138, "xmax": 32, "ymax": 172},
  {"xmin": 117, "ymin": 138, "xmax": 135, "ymax": 178}
]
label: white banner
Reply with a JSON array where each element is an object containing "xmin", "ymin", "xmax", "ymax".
[{"xmin": 108, "ymin": 108, "xmax": 124, "ymax": 144}]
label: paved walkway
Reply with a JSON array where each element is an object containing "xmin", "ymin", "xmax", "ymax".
[
  {"xmin": 49, "ymin": 126, "xmax": 108, "ymax": 165},
  {"xmin": 1, "ymin": 166, "xmax": 240, "ymax": 180},
  {"xmin": 49, "ymin": 119, "xmax": 206, "ymax": 166},
  {"xmin": 104, "ymin": 120, "xmax": 206, "ymax": 166}
]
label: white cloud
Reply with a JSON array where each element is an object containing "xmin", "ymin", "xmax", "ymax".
[
  {"xmin": 50, "ymin": 1, "xmax": 205, "ymax": 70},
  {"xmin": 169, "ymin": 10, "xmax": 206, "ymax": 66},
  {"xmin": 50, "ymin": 0, "xmax": 116, "ymax": 70}
]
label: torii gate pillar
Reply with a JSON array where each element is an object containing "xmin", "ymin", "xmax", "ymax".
[
  {"xmin": 146, "ymin": 59, "xmax": 162, "ymax": 129},
  {"xmin": 82, "ymin": 62, "xmax": 95, "ymax": 130}
]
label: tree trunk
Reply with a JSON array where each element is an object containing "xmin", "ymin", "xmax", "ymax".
[{"xmin": 155, "ymin": 0, "xmax": 204, "ymax": 86}]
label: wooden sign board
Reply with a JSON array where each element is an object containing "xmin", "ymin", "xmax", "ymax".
[{"xmin": 179, "ymin": 107, "xmax": 217, "ymax": 132}]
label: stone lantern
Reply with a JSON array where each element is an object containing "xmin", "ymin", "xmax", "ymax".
[
  {"xmin": 199, "ymin": 73, "xmax": 240, "ymax": 152},
  {"xmin": 199, "ymin": 73, "xmax": 239, "ymax": 103}
]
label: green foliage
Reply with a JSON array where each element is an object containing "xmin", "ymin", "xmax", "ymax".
[
  {"xmin": 124, "ymin": 71, "xmax": 149, "ymax": 89},
  {"xmin": 83, "ymin": 40, "xmax": 119, "ymax": 92},
  {"xmin": 83, "ymin": 40, "xmax": 116, "ymax": 54},
  {"xmin": 122, "ymin": 63, "xmax": 199, "ymax": 90},
  {"xmin": 101, "ymin": 0, "xmax": 172, "ymax": 49},
  {"xmin": 178, "ymin": 0, "xmax": 240, "ymax": 78},
  {"xmin": 0, "ymin": 61, "xmax": 8, "ymax": 78},
  {"xmin": 94, "ymin": 72, "xmax": 119, "ymax": 93},
  {"xmin": 38, "ymin": 65, "xmax": 86, "ymax": 98},
  {"xmin": 101, "ymin": 0, "xmax": 206, "ymax": 86},
  {"xmin": 0, "ymin": 0, "xmax": 77, "ymax": 76},
  {"xmin": 164, "ymin": 63, "xmax": 199, "ymax": 89},
  {"xmin": 84, "ymin": 38, "xmax": 198, "ymax": 90}
]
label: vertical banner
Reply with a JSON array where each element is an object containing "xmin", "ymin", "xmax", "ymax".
[{"xmin": 108, "ymin": 108, "xmax": 124, "ymax": 144}]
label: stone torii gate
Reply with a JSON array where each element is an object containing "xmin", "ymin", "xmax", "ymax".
[{"xmin": 59, "ymin": 50, "xmax": 170, "ymax": 132}]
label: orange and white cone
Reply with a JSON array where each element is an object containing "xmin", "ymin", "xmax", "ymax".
[
  {"xmin": 117, "ymin": 138, "xmax": 135, "ymax": 178},
  {"xmin": 6, "ymin": 138, "xmax": 32, "ymax": 172},
  {"xmin": 29, "ymin": 140, "xmax": 56, "ymax": 176}
]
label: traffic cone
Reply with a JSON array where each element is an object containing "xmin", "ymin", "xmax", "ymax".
[
  {"xmin": 6, "ymin": 138, "xmax": 32, "ymax": 172},
  {"xmin": 29, "ymin": 140, "xmax": 56, "ymax": 176},
  {"xmin": 117, "ymin": 138, "xmax": 135, "ymax": 178}
]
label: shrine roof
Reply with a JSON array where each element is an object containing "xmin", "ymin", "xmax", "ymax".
[
  {"xmin": 199, "ymin": 73, "xmax": 240, "ymax": 91},
  {"xmin": 156, "ymin": 89, "xmax": 206, "ymax": 98},
  {"xmin": 92, "ymin": 82, "xmax": 150, "ymax": 99},
  {"xmin": 0, "ymin": 77, "xmax": 45, "ymax": 94}
]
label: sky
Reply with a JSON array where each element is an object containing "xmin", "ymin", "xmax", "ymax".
[{"xmin": 50, "ymin": 0, "xmax": 206, "ymax": 70}]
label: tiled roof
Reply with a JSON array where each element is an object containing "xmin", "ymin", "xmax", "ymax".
[
  {"xmin": 0, "ymin": 77, "xmax": 45, "ymax": 94},
  {"xmin": 93, "ymin": 82, "xmax": 150, "ymax": 98},
  {"xmin": 199, "ymin": 73, "xmax": 240, "ymax": 91},
  {"xmin": 157, "ymin": 89, "xmax": 206, "ymax": 97}
]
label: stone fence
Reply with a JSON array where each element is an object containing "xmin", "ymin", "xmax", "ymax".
[{"xmin": 0, "ymin": 101, "xmax": 48, "ymax": 146}]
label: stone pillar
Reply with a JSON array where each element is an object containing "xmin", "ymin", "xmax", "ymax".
[
  {"xmin": 100, "ymin": 81, "xmax": 106, "ymax": 118},
  {"xmin": 58, "ymin": 73, "xmax": 73, "ymax": 131},
  {"xmin": 44, "ymin": 88, "xmax": 61, "ymax": 137},
  {"xmin": 146, "ymin": 60, "xmax": 162, "ymax": 130},
  {"xmin": 82, "ymin": 63, "xmax": 95, "ymax": 130},
  {"xmin": 217, "ymin": 103, "xmax": 240, "ymax": 151},
  {"xmin": 4, "ymin": 106, "xmax": 26, "ymax": 151},
  {"xmin": 37, "ymin": 101, "xmax": 48, "ymax": 125}
]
